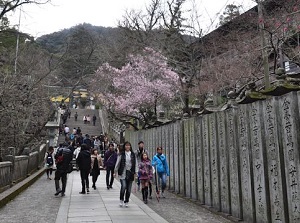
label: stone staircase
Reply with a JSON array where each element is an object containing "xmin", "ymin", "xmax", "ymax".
[{"xmin": 57, "ymin": 108, "xmax": 103, "ymax": 145}]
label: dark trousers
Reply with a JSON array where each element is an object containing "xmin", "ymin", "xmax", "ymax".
[
  {"xmin": 80, "ymin": 169, "xmax": 89, "ymax": 191},
  {"xmin": 106, "ymin": 166, "xmax": 115, "ymax": 187},
  {"xmin": 120, "ymin": 179, "xmax": 133, "ymax": 203},
  {"xmin": 46, "ymin": 168, "xmax": 53, "ymax": 177},
  {"xmin": 54, "ymin": 169, "xmax": 67, "ymax": 193},
  {"xmin": 91, "ymin": 171, "xmax": 99, "ymax": 186}
]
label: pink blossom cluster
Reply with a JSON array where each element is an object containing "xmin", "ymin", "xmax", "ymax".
[{"xmin": 94, "ymin": 48, "xmax": 179, "ymax": 116}]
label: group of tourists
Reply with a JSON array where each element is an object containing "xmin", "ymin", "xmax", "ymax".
[{"xmin": 44, "ymin": 140, "xmax": 170, "ymax": 207}]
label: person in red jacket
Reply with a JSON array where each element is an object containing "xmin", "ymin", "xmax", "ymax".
[{"xmin": 138, "ymin": 152, "xmax": 153, "ymax": 204}]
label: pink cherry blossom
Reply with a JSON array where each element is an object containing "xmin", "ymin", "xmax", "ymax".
[{"xmin": 91, "ymin": 48, "xmax": 180, "ymax": 120}]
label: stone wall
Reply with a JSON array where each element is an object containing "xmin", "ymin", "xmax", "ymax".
[
  {"xmin": 0, "ymin": 162, "xmax": 12, "ymax": 192},
  {"xmin": 0, "ymin": 144, "xmax": 47, "ymax": 191},
  {"xmin": 126, "ymin": 91, "xmax": 300, "ymax": 223}
]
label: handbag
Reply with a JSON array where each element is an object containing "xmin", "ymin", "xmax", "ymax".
[{"xmin": 125, "ymin": 170, "xmax": 134, "ymax": 181}]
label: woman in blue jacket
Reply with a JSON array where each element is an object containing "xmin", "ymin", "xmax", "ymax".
[{"xmin": 152, "ymin": 146, "xmax": 170, "ymax": 198}]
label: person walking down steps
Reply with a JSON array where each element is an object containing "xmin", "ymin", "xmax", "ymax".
[
  {"xmin": 44, "ymin": 146, "xmax": 55, "ymax": 180},
  {"xmin": 138, "ymin": 152, "xmax": 153, "ymax": 204},
  {"xmin": 104, "ymin": 143, "xmax": 118, "ymax": 190},
  {"xmin": 90, "ymin": 148, "xmax": 103, "ymax": 189},
  {"xmin": 76, "ymin": 144, "xmax": 91, "ymax": 194},
  {"xmin": 114, "ymin": 141, "xmax": 138, "ymax": 207},
  {"xmin": 152, "ymin": 147, "xmax": 170, "ymax": 198},
  {"xmin": 54, "ymin": 145, "xmax": 73, "ymax": 197},
  {"xmin": 92, "ymin": 114, "xmax": 97, "ymax": 126}
]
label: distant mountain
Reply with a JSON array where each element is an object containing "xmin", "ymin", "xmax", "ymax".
[{"xmin": 36, "ymin": 23, "xmax": 121, "ymax": 55}]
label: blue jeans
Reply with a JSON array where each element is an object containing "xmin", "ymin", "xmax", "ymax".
[
  {"xmin": 120, "ymin": 179, "xmax": 133, "ymax": 203},
  {"xmin": 157, "ymin": 172, "xmax": 167, "ymax": 192}
]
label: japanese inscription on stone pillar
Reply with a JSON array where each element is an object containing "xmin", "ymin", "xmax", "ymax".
[
  {"xmin": 237, "ymin": 104, "xmax": 255, "ymax": 222},
  {"xmin": 202, "ymin": 115, "xmax": 212, "ymax": 206},
  {"xmin": 226, "ymin": 108, "xmax": 242, "ymax": 219},
  {"xmin": 263, "ymin": 98, "xmax": 287, "ymax": 223},
  {"xmin": 280, "ymin": 92, "xmax": 300, "ymax": 223},
  {"xmin": 184, "ymin": 119, "xmax": 191, "ymax": 197},
  {"xmin": 216, "ymin": 111, "xmax": 230, "ymax": 214},
  {"xmin": 195, "ymin": 116, "xmax": 204, "ymax": 203},
  {"xmin": 169, "ymin": 124, "xmax": 175, "ymax": 191},
  {"xmin": 190, "ymin": 118, "xmax": 197, "ymax": 200},
  {"xmin": 179, "ymin": 121, "xmax": 185, "ymax": 194},
  {"xmin": 173, "ymin": 122, "xmax": 180, "ymax": 193},
  {"xmin": 249, "ymin": 101, "xmax": 270, "ymax": 223},
  {"xmin": 209, "ymin": 113, "xmax": 220, "ymax": 210}
]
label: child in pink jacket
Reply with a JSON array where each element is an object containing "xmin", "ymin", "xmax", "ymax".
[{"xmin": 138, "ymin": 152, "xmax": 153, "ymax": 204}]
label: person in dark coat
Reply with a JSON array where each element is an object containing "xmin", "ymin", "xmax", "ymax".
[
  {"xmin": 54, "ymin": 145, "xmax": 73, "ymax": 197},
  {"xmin": 103, "ymin": 143, "xmax": 118, "ymax": 189},
  {"xmin": 91, "ymin": 149, "xmax": 103, "ymax": 189},
  {"xmin": 76, "ymin": 144, "xmax": 91, "ymax": 194}
]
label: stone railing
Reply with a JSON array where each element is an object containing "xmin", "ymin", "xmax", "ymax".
[
  {"xmin": 126, "ymin": 91, "xmax": 300, "ymax": 223},
  {"xmin": 0, "ymin": 144, "xmax": 47, "ymax": 193}
]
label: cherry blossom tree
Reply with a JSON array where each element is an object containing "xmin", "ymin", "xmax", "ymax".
[{"xmin": 89, "ymin": 47, "xmax": 179, "ymax": 130}]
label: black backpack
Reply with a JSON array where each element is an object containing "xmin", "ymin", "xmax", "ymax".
[{"xmin": 46, "ymin": 152, "xmax": 54, "ymax": 166}]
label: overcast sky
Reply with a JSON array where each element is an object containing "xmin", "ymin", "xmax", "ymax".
[{"xmin": 8, "ymin": 0, "xmax": 256, "ymax": 38}]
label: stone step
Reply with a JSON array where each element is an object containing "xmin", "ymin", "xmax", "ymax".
[{"xmin": 58, "ymin": 108, "xmax": 103, "ymax": 145}]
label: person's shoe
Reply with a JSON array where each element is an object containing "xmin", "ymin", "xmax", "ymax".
[
  {"xmin": 119, "ymin": 200, "xmax": 123, "ymax": 207},
  {"xmin": 109, "ymin": 185, "xmax": 113, "ymax": 189},
  {"xmin": 149, "ymin": 195, "xmax": 152, "ymax": 199},
  {"xmin": 54, "ymin": 189, "xmax": 62, "ymax": 196},
  {"xmin": 124, "ymin": 202, "xmax": 129, "ymax": 207},
  {"xmin": 161, "ymin": 192, "xmax": 165, "ymax": 198},
  {"xmin": 144, "ymin": 199, "xmax": 148, "ymax": 204},
  {"xmin": 93, "ymin": 186, "xmax": 96, "ymax": 190},
  {"xmin": 79, "ymin": 191, "xmax": 86, "ymax": 194},
  {"xmin": 87, "ymin": 188, "xmax": 90, "ymax": 193},
  {"xmin": 61, "ymin": 193, "xmax": 65, "ymax": 197},
  {"xmin": 107, "ymin": 186, "xmax": 110, "ymax": 190}
]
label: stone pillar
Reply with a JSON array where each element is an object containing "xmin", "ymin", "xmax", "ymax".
[
  {"xmin": 263, "ymin": 98, "xmax": 288, "ymax": 223},
  {"xmin": 237, "ymin": 104, "xmax": 255, "ymax": 222},
  {"xmin": 249, "ymin": 101, "xmax": 271, "ymax": 223},
  {"xmin": 195, "ymin": 116, "xmax": 204, "ymax": 204},
  {"xmin": 169, "ymin": 124, "xmax": 175, "ymax": 191},
  {"xmin": 178, "ymin": 120, "xmax": 185, "ymax": 194},
  {"xmin": 189, "ymin": 118, "xmax": 197, "ymax": 200},
  {"xmin": 209, "ymin": 113, "xmax": 220, "ymax": 211},
  {"xmin": 184, "ymin": 119, "xmax": 191, "ymax": 198},
  {"xmin": 279, "ymin": 92, "xmax": 300, "ymax": 223},
  {"xmin": 217, "ymin": 111, "xmax": 231, "ymax": 214},
  {"xmin": 174, "ymin": 122, "xmax": 180, "ymax": 193},
  {"xmin": 202, "ymin": 115, "xmax": 212, "ymax": 206},
  {"xmin": 226, "ymin": 108, "xmax": 242, "ymax": 219}
]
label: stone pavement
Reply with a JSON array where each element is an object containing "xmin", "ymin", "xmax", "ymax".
[
  {"xmin": 56, "ymin": 171, "xmax": 167, "ymax": 223},
  {"xmin": 0, "ymin": 169, "xmax": 233, "ymax": 223}
]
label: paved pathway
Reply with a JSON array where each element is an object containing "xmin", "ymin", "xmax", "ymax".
[
  {"xmin": 0, "ymin": 170, "xmax": 233, "ymax": 223},
  {"xmin": 56, "ymin": 171, "xmax": 167, "ymax": 223}
]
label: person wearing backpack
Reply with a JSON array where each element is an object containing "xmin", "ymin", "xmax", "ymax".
[
  {"xmin": 44, "ymin": 146, "xmax": 55, "ymax": 180},
  {"xmin": 54, "ymin": 144, "xmax": 73, "ymax": 197}
]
